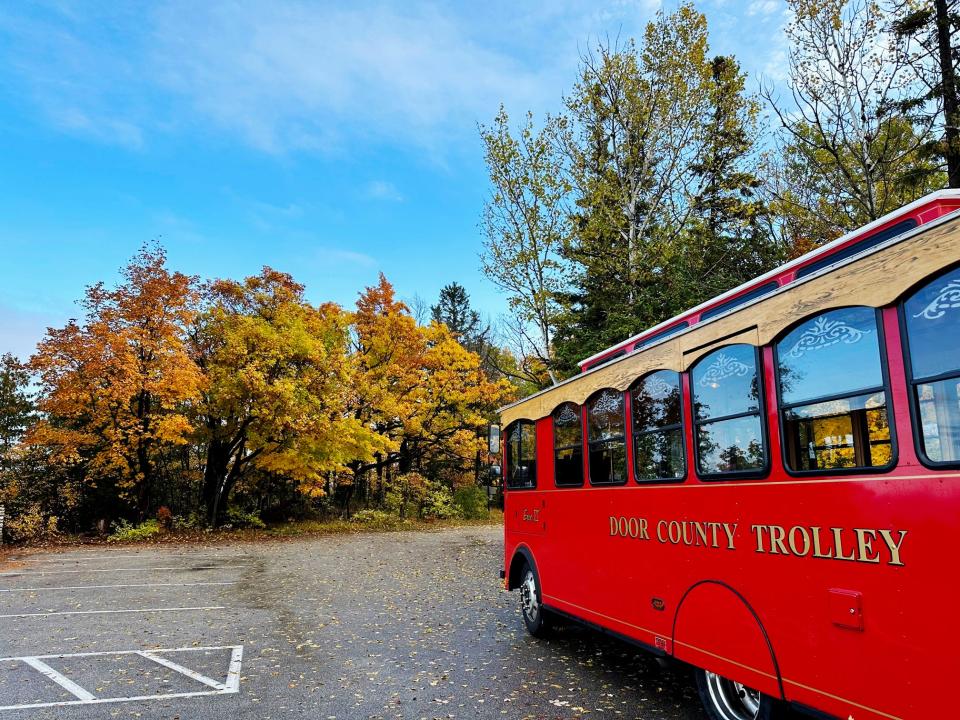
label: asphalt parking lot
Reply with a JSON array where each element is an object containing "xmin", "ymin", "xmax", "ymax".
[{"xmin": 0, "ymin": 526, "xmax": 705, "ymax": 719}]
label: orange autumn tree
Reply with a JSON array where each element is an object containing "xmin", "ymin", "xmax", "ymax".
[
  {"xmin": 349, "ymin": 275, "xmax": 511, "ymax": 510},
  {"xmin": 193, "ymin": 268, "xmax": 389, "ymax": 524},
  {"xmin": 29, "ymin": 245, "xmax": 203, "ymax": 518}
]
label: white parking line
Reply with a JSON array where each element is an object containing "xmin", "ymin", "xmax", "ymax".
[
  {"xmin": 26, "ymin": 554, "xmax": 242, "ymax": 563},
  {"xmin": 0, "ymin": 606, "xmax": 226, "ymax": 619},
  {"xmin": 0, "ymin": 645, "xmax": 243, "ymax": 712},
  {"xmin": 0, "ymin": 581, "xmax": 237, "ymax": 593},
  {"xmin": 0, "ymin": 644, "xmax": 240, "ymax": 662},
  {"xmin": 0, "ymin": 565, "xmax": 248, "ymax": 577},
  {"xmin": 137, "ymin": 651, "xmax": 225, "ymax": 690},
  {"xmin": 20, "ymin": 657, "xmax": 95, "ymax": 701}
]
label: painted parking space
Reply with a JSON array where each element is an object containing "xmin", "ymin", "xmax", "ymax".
[
  {"xmin": 0, "ymin": 528, "xmax": 708, "ymax": 719},
  {"xmin": 0, "ymin": 646, "xmax": 242, "ymax": 711},
  {"xmin": 0, "ymin": 547, "xmax": 249, "ymax": 716}
]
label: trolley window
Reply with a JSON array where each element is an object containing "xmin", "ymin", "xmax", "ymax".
[
  {"xmin": 587, "ymin": 389, "xmax": 628, "ymax": 485},
  {"xmin": 553, "ymin": 403, "xmax": 584, "ymax": 486},
  {"xmin": 903, "ymin": 266, "xmax": 960, "ymax": 465},
  {"xmin": 776, "ymin": 307, "xmax": 892, "ymax": 472},
  {"xmin": 506, "ymin": 421, "xmax": 536, "ymax": 488},
  {"xmin": 631, "ymin": 371, "xmax": 685, "ymax": 481},
  {"xmin": 691, "ymin": 344, "xmax": 766, "ymax": 476}
]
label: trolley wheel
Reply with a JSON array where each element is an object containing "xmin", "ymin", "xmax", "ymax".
[
  {"xmin": 694, "ymin": 667, "xmax": 784, "ymax": 720},
  {"xmin": 518, "ymin": 562, "xmax": 550, "ymax": 637}
]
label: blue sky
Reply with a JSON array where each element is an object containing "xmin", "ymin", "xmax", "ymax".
[{"xmin": 0, "ymin": 0, "xmax": 788, "ymax": 360}]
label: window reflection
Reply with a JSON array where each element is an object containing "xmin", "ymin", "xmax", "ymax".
[
  {"xmin": 506, "ymin": 421, "xmax": 536, "ymax": 488},
  {"xmin": 631, "ymin": 371, "xmax": 684, "ymax": 480},
  {"xmin": 697, "ymin": 415, "xmax": 765, "ymax": 473},
  {"xmin": 915, "ymin": 379, "xmax": 960, "ymax": 462},
  {"xmin": 905, "ymin": 267, "xmax": 960, "ymax": 464},
  {"xmin": 692, "ymin": 344, "xmax": 760, "ymax": 421},
  {"xmin": 777, "ymin": 308, "xmax": 891, "ymax": 472},
  {"xmin": 587, "ymin": 389, "xmax": 628, "ymax": 484},
  {"xmin": 691, "ymin": 345, "xmax": 765, "ymax": 476},
  {"xmin": 553, "ymin": 403, "xmax": 583, "ymax": 486}
]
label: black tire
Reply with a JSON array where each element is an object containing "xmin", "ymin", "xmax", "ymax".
[
  {"xmin": 694, "ymin": 667, "xmax": 785, "ymax": 720},
  {"xmin": 518, "ymin": 561, "xmax": 550, "ymax": 637}
]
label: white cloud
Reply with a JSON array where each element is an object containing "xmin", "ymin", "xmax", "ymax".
[
  {"xmin": 747, "ymin": 0, "xmax": 780, "ymax": 17},
  {"xmin": 763, "ymin": 46, "xmax": 789, "ymax": 83},
  {"xmin": 48, "ymin": 107, "xmax": 144, "ymax": 149},
  {"xmin": 315, "ymin": 247, "xmax": 377, "ymax": 268},
  {"xmin": 148, "ymin": 2, "xmax": 558, "ymax": 154},
  {"xmin": 365, "ymin": 180, "xmax": 403, "ymax": 202},
  {"xmin": 0, "ymin": 1, "xmax": 667, "ymax": 155}
]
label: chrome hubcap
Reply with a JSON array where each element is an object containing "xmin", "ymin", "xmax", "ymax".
[
  {"xmin": 704, "ymin": 671, "xmax": 761, "ymax": 720},
  {"xmin": 520, "ymin": 570, "xmax": 539, "ymax": 622}
]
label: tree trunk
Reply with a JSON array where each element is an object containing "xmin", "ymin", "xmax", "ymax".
[
  {"xmin": 135, "ymin": 440, "xmax": 153, "ymax": 521},
  {"xmin": 202, "ymin": 439, "xmax": 230, "ymax": 526},
  {"xmin": 936, "ymin": 0, "xmax": 960, "ymax": 187}
]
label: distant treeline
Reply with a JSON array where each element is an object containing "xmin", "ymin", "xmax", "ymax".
[{"xmin": 0, "ymin": 246, "xmax": 513, "ymax": 541}]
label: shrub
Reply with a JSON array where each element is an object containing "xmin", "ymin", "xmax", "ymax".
[
  {"xmin": 349, "ymin": 509, "xmax": 397, "ymax": 528},
  {"xmin": 421, "ymin": 484, "xmax": 462, "ymax": 520},
  {"xmin": 156, "ymin": 506, "xmax": 174, "ymax": 530},
  {"xmin": 226, "ymin": 507, "xmax": 265, "ymax": 529},
  {"xmin": 172, "ymin": 512, "xmax": 204, "ymax": 531},
  {"xmin": 108, "ymin": 519, "xmax": 162, "ymax": 543},
  {"xmin": 453, "ymin": 486, "xmax": 488, "ymax": 520},
  {"xmin": 3, "ymin": 504, "xmax": 59, "ymax": 543}
]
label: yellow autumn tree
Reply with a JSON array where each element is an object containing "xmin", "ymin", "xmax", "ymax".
[
  {"xmin": 29, "ymin": 244, "xmax": 203, "ymax": 518},
  {"xmin": 193, "ymin": 268, "xmax": 390, "ymax": 524},
  {"xmin": 407, "ymin": 321, "xmax": 512, "ymax": 486}
]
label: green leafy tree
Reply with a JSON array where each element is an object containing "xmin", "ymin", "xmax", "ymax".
[
  {"xmin": 0, "ymin": 354, "xmax": 70, "ymax": 542},
  {"xmin": 674, "ymin": 56, "xmax": 786, "ymax": 304},
  {"xmin": 480, "ymin": 107, "xmax": 570, "ymax": 386},
  {"xmin": 764, "ymin": 0, "xmax": 945, "ymax": 249},
  {"xmin": 0, "ymin": 353, "xmax": 34, "ymax": 459},
  {"xmin": 430, "ymin": 282, "xmax": 487, "ymax": 352},
  {"xmin": 891, "ymin": 0, "xmax": 960, "ymax": 187},
  {"xmin": 554, "ymin": 4, "xmax": 719, "ymax": 370}
]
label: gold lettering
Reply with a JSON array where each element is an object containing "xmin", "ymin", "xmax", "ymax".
[
  {"xmin": 618, "ymin": 517, "xmax": 628, "ymax": 537},
  {"xmin": 628, "ymin": 517, "xmax": 639, "ymax": 538},
  {"xmin": 681, "ymin": 521, "xmax": 694, "ymax": 546},
  {"xmin": 657, "ymin": 520, "xmax": 668, "ymax": 543},
  {"xmin": 878, "ymin": 529, "xmax": 907, "ymax": 567},
  {"xmin": 788, "ymin": 526, "xmax": 811, "ymax": 557},
  {"xmin": 610, "ymin": 516, "xmax": 617, "ymax": 536},
  {"xmin": 831, "ymin": 527, "xmax": 857, "ymax": 561},
  {"xmin": 722, "ymin": 523, "xmax": 738, "ymax": 550},
  {"xmin": 638, "ymin": 518, "xmax": 650, "ymax": 540},
  {"xmin": 769, "ymin": 525, "xmax": 789, "ymax": 555},
  {"xmin": 810, "ymin": 526, "xmax": 834, "ymax": 559},
  {"xmin": 751, "ymin": 524, "xmax": 769, "ymax": 552},
  {"xmin": 854, "ymin": 528, "xmax": 880, "ymax": 563},
  {"xmin": 707, "ymin": 522, "xmax": 721, "ymax": 547},
  {"xmin": 668, "ymin": 521, "xmax": 682, "ymax": 544},
  {"xmin": 694, "ymin": 522, "xmax": 709, "ymax": 547}
]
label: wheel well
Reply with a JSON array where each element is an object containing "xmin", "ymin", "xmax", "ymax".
[
  {"xmin": 507, "ymin": 547, "xmax": 536, "ymax": 592},
  {"xmin": 672, "ymin": 579, "xmax": 784, "ymax": 701}
]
